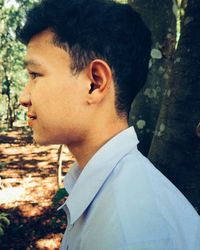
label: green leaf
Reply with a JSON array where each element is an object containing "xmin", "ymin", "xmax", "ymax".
[
  {"xmin": 52, "ymin": 188, "xmax": 68, "ymax": 204},
  {"xmin": 0, "ymin": 162, "xmax": 7, "ymax": 169},
  {"xmin": 0, "ymin": 216, "xmax": 10, "ymax": 226},
  {"xmin": 0, "ymin": 226, "xmax": 4, "ymax": 237}
]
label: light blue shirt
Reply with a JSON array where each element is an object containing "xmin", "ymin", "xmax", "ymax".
[{"xmin": 58, "ymin": 126, "xmax": 200, "ymax": 250}]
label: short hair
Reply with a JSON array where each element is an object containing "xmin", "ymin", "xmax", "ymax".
[{"xmin": 17, "ymin": 0, "xmax": 151, "ymax": 117}]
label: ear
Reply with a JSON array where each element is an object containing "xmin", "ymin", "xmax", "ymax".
[{"xmin": 86, "ymin": 59, "xmax": 113, "ymax": 104}]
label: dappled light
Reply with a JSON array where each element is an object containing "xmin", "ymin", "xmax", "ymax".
[
  {"xmin": 36, "ymin": 233, "xmax": 62, "ymax": 250},
  {"xmin": 1, "ymin": 0, "xmax": 200, "ymax": 248},
  {"xmin": 0, "ymin": 186, "xmax": 25, "ymax": 204},
  {"xmin": 0, "ymin": 127, "xmax": 74, "ymax": 249}
]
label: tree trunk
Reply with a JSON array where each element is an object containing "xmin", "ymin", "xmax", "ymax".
[
  {"xmin": 128, "ymin": 0, "xmax": 176, "ymax": 156},
  {"xmin": 57, "ymin": 144, "xmax": 64, "ymax": 189},
  {"xmin": 149, "ymin": 0, "xmax": 200, "ymax": 212},
  {"xmin": 7, "ymin": 94, "xmax": 14, "ymax": 129}
]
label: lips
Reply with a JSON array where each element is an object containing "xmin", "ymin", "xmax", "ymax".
[
  {"xmin": 27, "ymin": 111, "xmax": 37, "ymax": 119},
  {"xmin": 27, "ymin": 111, "xmax": 37, "ymax": 126}
]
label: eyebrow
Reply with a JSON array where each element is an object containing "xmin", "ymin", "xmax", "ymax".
[{"xmin": 23, "ymin": 59, "xmax": 42, "ymax": 68}]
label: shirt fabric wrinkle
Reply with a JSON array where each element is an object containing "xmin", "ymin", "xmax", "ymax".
[
  {"xmin": 58, "ymin": 126, "xmax": 200, "ymax": 250},
  {"xmin": 59, "ymin": 126, "xmax": 139, "ymax": 225}
]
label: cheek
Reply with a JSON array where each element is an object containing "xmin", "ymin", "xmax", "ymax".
[
  {"xmin": 31, "ymin": 87, "xmax": 56, "ymax": 121},
  {"xmin": 34, "ymin": 95, "xmax": 72, "ymax": 128},
  {"xmin": 32, "ymin": 79, "xmax": 83, "ymax": 124}
]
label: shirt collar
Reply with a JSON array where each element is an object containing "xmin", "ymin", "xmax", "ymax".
[
  {"xmin": 59, "ymin": 126, "xmax": 139, "ymax": 225},
  {"xmin": 63, "ymin": 162, "xmax": 81, "ymax": 194}
]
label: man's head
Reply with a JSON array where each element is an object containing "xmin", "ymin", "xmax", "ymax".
[{"xmin": 18, "ymin": 0, "xmax": 151, "ymax": 145}]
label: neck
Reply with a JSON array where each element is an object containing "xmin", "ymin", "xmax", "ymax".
[{"xmin": 67, "ymin": 119, "xmax": 128, "ymax": 170}]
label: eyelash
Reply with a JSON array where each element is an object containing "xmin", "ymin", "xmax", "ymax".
[{"xmin": 29, "ymin": 72, "xmax": 41, "ymax": 79}]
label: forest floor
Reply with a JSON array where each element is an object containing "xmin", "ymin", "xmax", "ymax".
[{"xmin": 0, "ymin": 125, "xmax": 74, "ymax": 250}]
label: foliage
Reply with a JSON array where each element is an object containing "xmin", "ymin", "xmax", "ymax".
[
  {"xmin": 115, "ymin": 0, "xmax": 128, "ymax": 3},
  {"xmin": 51, "ymin": 188, "xmax": 69, "ymax": 232},
  {"xmin": 52, "ymin": 188, "xmax": 68, "ymax": 205},
  {"xmin": 0, "ymin": 213, "xmax": 10, "ymax": 237},
  {"xmin": 0, "ymin": 0, "xmax": 38, "ymax": 128}
]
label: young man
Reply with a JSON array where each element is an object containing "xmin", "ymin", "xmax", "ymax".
[{"xmin": 18, "ymin": 0, "xmax": 200, "ymax": 249}]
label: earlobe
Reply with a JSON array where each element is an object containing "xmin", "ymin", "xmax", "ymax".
[{"xmin": 87, "ymin": 98, "xmax": 93, "ymax": 105}]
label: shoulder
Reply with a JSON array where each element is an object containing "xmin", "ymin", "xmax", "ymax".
[
  {"xmin": 107, "ymin": 149, "xmax": 172, "ymax": 243},
  {"xmin": 109, "ymin": 148, "xmax": 200, "ymax": 247}
]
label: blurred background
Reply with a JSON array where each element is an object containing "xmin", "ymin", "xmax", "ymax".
[{"xmin": 0, "ymin": 0, "xmax": 200, "ymax": 249}]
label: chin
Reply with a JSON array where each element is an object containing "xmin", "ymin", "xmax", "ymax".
[
  {"xmin": 33, "ymin": 134, "xmax": 52, "ymax": 146},
  {"xmin": 34, "ymin": 134, "xmax": 64, "ymax": 146}
]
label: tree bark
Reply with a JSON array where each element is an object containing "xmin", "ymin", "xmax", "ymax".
[
  {"xmin": 149, "ymin": 0, "xmax": 200, "ymax": 212},
  {"xmin": 128, "ymin": 0, "xmax": 176, "ymax": 156}
]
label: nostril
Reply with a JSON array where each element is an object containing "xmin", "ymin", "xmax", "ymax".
[
  {"xmin": 20, "ymin": 102, "xmax": 29, "ymax": 107},
  {"xmin": 19, "ymin": 94, "xmax": 32, "ymax": 107}
]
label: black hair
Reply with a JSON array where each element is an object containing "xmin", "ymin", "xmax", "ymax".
[{"xmin": 17, "ymin": 0, "xmax": 151, "ymax": 118}]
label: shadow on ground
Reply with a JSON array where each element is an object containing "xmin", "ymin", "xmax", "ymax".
[
  {"xmin": 0, "ymin": 126, "xmax": 73, "ymax": 249},
  {"xmin": 0, "ymin": 205, "xmax": 67, "ymax": 250}
]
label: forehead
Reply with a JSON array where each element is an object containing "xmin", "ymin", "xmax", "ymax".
[{"xmin": 25, "ymin": 29, "xmax": 71, "ymax": 68}]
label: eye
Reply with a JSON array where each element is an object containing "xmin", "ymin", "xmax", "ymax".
[{"xmin": 29, "ymin": 72, "xmax": 41, "ymax": 79}]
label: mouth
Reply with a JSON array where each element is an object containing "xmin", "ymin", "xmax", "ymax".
[{"xmin": 27, "ymin": 112, "xmax": 37, "ymax": 126}]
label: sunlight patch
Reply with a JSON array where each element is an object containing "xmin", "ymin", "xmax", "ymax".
[
  {"xmin": 36, "ymin": 233, "xmax": 62, "ymax": 250},
  {"xmin": 0, "ymin": 186, "xmax": 25, "ymax": 204}
]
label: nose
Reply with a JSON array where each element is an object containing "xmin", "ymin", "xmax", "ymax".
[{"xmin": 19, "ymin": 88, "xmax": 32, "ymax": 107}]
